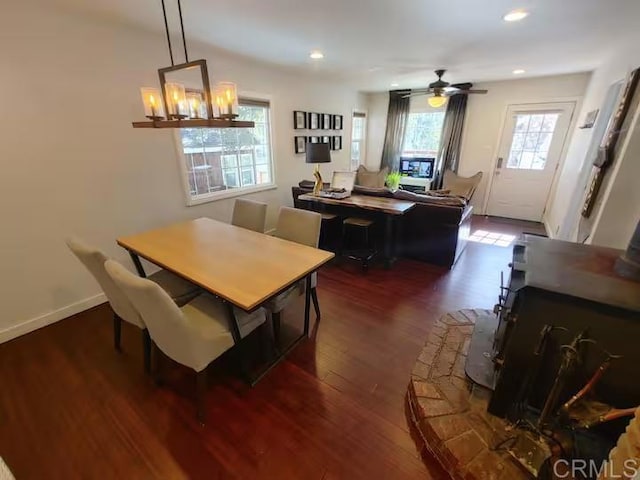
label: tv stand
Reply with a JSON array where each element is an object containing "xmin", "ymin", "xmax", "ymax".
[{"xmin": 399, "ymin": 176, "xmax": 431, "ymax": 193}]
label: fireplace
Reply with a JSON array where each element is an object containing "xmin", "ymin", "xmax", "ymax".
[{"xmin": 465, "ymin": 235, "xmax": 640, "ymax": 478}]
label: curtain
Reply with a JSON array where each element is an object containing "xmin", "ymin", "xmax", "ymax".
[
  {"xmin": 433, "ymin": 94, "xmax": 468, "ymax": 189},
  {"xmin": 381, "ymin": 90, "xmax": 411, "ymax": 171}
]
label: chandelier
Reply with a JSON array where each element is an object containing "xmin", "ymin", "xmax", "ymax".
[{"xmin": 133, "ymin": 0, "xmax": 254, "ymax": 129}]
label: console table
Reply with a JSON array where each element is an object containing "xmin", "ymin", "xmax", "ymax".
[{"xmin": 297, "ymin": 193, "xmax": 415, "ymax": 268}]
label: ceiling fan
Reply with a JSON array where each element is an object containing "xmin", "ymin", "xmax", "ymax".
[{"xmin": 404, "ymin": 69, "xmax": 488, "ymax": 108}]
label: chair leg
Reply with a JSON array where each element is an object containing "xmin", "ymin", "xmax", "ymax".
[
  {"xmin": 311, "ymin": 287, "xmax": 321, "ymax": 320},
  {"xmin": 142, "ymin": 329, "xmax": 151, "ymax": 374},
  {"xmin": 272, "ymin": 311, "xmax": 281, "ymax": 341},
  {"xmin": 196, "ymin": 369, "xmax": 208, "ymax": 424},
  {"xmin": 113, "ymin": 313, "xmax": 122, "ymax": 352},
  {"xmin": 151, "ymin": 341, "xmax": 162, "ymax": 385}
]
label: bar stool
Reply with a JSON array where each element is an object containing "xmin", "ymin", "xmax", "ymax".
[
  {"xmin": 319, "ymin": 213, "xmax": 340, "ymax": 251},
  {"xmin": 342, "ymin": 217, "xmax": 376, "ymax": 271}
]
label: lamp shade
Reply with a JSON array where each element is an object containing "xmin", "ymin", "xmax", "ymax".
[{"xmin": 306, "ymin": 142, "xmax": 331, "ymax": 164}]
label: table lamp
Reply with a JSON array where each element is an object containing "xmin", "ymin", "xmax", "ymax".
[{"xmin": 306, "ymin": 142, "xmax": 331, "ymax": 195}]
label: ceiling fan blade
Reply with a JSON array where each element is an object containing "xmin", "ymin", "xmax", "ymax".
[
  {"xmin": 403, "ymin": 92, "xmax": 431, "ymax": 98},
  {"xmin": 467, "ymin": 89, "xmax": 488, "ymax": 94}
]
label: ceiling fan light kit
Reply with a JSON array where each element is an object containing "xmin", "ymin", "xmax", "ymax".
[
  {"xmin": 403, "ymin": 69, "xmax": 488, "ymax": 107},
  {"xmin": 133, "ymin": 0, "xmax": 253, "ymax": 129}
]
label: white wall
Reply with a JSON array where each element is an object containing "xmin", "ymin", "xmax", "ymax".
[
  {"xmin": 458, "ymin": 73, "xmax": 590, "ymax": 217},
  {"xmin": 548, "ymin": 44, "xmax": 640, "ymax": 248},
  {"xmin": 0, "ymin": 3, "xmax": 366, "ymax": 341}
]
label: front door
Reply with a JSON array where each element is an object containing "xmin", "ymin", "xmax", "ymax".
[{"xmin": 486, "ymin": 102, "xmax": 575, "ymax": 221}]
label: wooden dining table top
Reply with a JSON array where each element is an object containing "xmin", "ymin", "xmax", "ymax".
[
  {"xmin": 117, "ymin": 217, "xmax": 335, "ymax": 311},
  {"xmin": 298, "ymin": 193, "xmax": 416, "ymax": 215}
]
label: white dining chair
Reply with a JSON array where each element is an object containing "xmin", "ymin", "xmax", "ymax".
[
  {"xmin": 267, "ymin": 207, "xmax": 323, "ymax": 339},
  {"xmin": 66, "ymin": 237, "xmax": 201, "ymax": 372},
  {"xmin": 231, "ymin": 198, "xmax": 267, "ymax": 233},
  {"xmin": 105, "ymin": 260, "xmax": 266, "ymax": 422}
]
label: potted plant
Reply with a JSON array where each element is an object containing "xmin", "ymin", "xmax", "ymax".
[{"xmin": 386, "ymin": 171, "xmax": 402, "ymax": 192}]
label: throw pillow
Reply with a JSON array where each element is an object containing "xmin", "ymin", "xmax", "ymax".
[
  {"xmin": 356, "ymin": 165, "xmax": 389, "ymax": 188},
  {"xmin": 443, "ymin": 170, "xmax": 483, "ymax": 200}
]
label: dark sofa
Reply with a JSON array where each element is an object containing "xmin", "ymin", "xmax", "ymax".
[{"xmin": 292, "ymin": 183, "xmax": 474, "ymax": 268}]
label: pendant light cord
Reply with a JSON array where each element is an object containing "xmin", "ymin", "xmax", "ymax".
[
  {"xmin": 177, "ymin": 0, "xmax": 189, "ymax": 63},
  {"xmin": 161, "ymin": 0, "xmax": 174, "ymax": 66}
]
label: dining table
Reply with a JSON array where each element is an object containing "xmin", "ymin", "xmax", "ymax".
[{"xmin": 117, "ymin": 217, "xmax": 335, "ymax": 384}]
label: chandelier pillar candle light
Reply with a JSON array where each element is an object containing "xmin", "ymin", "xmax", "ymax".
[{"xmin": 140, "ymin": 87, "xmax": 165, "ymax": 120}]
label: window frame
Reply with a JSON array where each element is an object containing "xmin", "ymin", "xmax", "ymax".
[
  {"xmin": 174, "ymin": 93, "xmax": 277, "ymax": 206},
  {"xmin": 350, "ymin": 110, "xmax": 367, "ymax": 171},
  {"xmin": 401, "ymin": 100, "xmax": 446, "ymax": 159}
]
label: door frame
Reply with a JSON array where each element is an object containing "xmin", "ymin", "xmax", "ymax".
[{"xmin": 481, "ymin": 98, "xmax": 581, "ymax": 228}]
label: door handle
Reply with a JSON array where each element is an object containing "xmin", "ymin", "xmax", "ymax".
[{"xmin": 496, "ymin": 157, "xmax": 503, "ymax": 169}]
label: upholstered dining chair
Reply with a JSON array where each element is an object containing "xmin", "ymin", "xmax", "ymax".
[
  {"xmin": 66, "ymin": 237, "xmax": 200, "ymax": 372},
  {"xmin": 104, "ymin": 260, "xmax": 266, "ymax": 422},
  {"xmin": 231, "ymin": 198, "xmax": 267, "ymax": 233},
  {"xmin": 267, "ymin": 207, "xmax": 322, "ymax": 339}
]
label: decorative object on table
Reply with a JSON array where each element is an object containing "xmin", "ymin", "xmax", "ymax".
[
  {"xmin": 294, "ymin": 136, "xmax": 307, "ymax": 154},
  {"xmin": 132, "ymin": 0, "xmax": 253, "ymax": 129},
  {"xmin": 322, "ymin": 113, "xmax": 332, "ymax": 130},
  {"xmin": 579, "ymin": 109, "xmax": 599, "ymax": 129},
  {"xmin": 614, "ymin": 218, "xmax": 640, "ymax": 282},
  {"xmin": 293, "ymin": 110, "xmax": 307, "ymax": 129},
  {"xmin": 582, "ymin": 67, "xmax": 640, "ymax": 217},
  {"xmin": 331, "ymin": 136, "xmax": 342, "ymax": 150},
  {"xmin": 306, "ymin": 142, "xmax": 331, "ymax": 195},
  {"xmin": 321, "ymin": 136, "xmax": 330, "ymax": 144},
  {"xmin": 308, "ymin": 112, "xmax": 320, "ymax": 130},
  {"xmin": 308, "ymin": 136, "xmax": 320, "ymax": 144},
  {"xmin": 385, "ymin": 171, "xmax": 402, "ymax": 192},
  {"xmin": 332, "ymin": 114, "xmax": 343, "ymax": 130}
]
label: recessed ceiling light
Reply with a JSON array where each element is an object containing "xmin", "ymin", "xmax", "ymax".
[
  {"xmin": 390, "ymin": 83, "xmax": 399, "ymax": 87},
  {"xmin": 513, "ymin": 69, "xmax": 526, "ymax": 75},
  {"xmin": 503, "ymin": 9, "xmax": 529, "ymax": 22},
  {"xmin": 309, "ymin": 51, "xmax": 324, "ymax": 60}
]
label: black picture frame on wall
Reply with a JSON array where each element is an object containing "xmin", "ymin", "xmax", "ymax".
[
  {"xmin": 308, "ymin": 112, "xmax": 320, "ymax": 130},
  {"xmin": 293, "ymin": 111, "xmax": 307, "ymax": 129},
  {"xmin": 332, "ymin": 115, "xmax": 343, "ymax": 130},
  {"xmin": 331, "ymin": 136, "xmax": 342, "ymax": 150},
  {"xmin": 308, "ymin": 136, "xmax": 320, "ymax": 144},
  {"xmin": 294, "ymin": 136, "xmax": 307, "ymax": 154},
  {"xmin": 322, "ymin": 113, "xmax": 331, "ymax": 130}
]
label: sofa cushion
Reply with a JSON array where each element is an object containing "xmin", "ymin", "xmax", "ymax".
[
  {"xmin": 442, "ymin": 170, "xmax": 483, "ymax": 201},
  {"xmin": 392, "ymin": 189, "xmax": 466, "ymax": 207},
  {"xmin": 356, "ymin": 165, "xmax": 388, "ymax": 188},
  {"xmin": 352, "ymin": 185, "xmax": 392, "ymax": 196}
]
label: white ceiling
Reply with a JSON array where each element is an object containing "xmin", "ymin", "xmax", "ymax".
[{"xmin": 47, "ymin": 0, "xmax": 640, "ymax": 91}]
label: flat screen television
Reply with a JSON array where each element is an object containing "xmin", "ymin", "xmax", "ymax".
[{"xmin": 399, "ymin": 157, "xmax": 435, "ymax": 179}]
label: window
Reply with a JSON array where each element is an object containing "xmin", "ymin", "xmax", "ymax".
[
  {"xmin": 350, "ymin": 111, "xmax": 367, "ymax": 170},
  {"xmin": 506, "ymin": 113, "xmax": 559, "ymax": 170},
  {"xmin": 177, "ymin": 98, "xmax": 274, "ymax": 204},
  {"xmin": 401, "ymin": 106, "xmax": 446, "ymax": 158}
]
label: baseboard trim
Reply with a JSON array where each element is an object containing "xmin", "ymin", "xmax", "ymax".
[{"xmin": 0, "ymin": 293, "xmax": 107, "ymax": 344}]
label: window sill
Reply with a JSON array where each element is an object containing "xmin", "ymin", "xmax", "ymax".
[{"xmin": 186, "ymin": 183, "xmax": 278, "ymax": 206}]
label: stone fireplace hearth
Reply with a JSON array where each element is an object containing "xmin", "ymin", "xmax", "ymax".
[{"xmin": 406, "ymin": 309, "xmax": 530, "ymax": 480}]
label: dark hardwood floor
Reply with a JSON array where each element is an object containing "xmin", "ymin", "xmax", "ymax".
[{"xmin": 0, "ymin": 216, "xmax": 545, "ymax": 479}]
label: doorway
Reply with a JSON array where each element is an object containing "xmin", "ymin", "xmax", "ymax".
[{"xmin": 486, "ymin": 102, "xmax": 575, "ymax": 222}]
